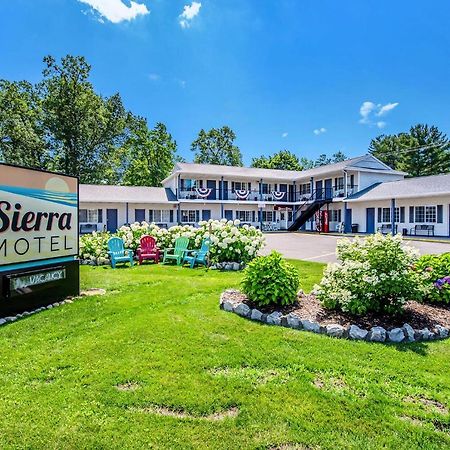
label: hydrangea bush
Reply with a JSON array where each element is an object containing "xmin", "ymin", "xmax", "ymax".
[
  {"xmin": 414, "ymin": 253, "xmax": 450, "ymax": 303},
  {"xmin": 79, "ymin": 219, "xmax": 265, "ymax": 266},
  {"xmin": 315, "ymin": 233, "xmax": 427, "ymax": 315}
]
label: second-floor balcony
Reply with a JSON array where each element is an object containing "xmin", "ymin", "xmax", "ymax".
[{"xmin": 177, "ymin": 185, "xmax": 359, "ymax": 202}]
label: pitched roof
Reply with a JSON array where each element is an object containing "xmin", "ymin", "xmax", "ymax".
[
  {"xmin": 79, "ymin": 185, "xmax": 176, "ymax": 204},
  {"xmin": 347, "ymin": 174, "xmax": 450, "ymax": 202},
  {"xmin": 165, "ymin": 154, "xmax": 403, "ymax": 182}
]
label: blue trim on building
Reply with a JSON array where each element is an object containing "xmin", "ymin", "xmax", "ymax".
[{"xmin": 0, "ymin": 256, "xmax": 76, "ymax": 273}]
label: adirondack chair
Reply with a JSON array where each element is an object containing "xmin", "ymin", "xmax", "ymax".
[
  {"xmin": 107, "ymin": 237, "xmax": 134, "ymax": 268},
  {"xmin": 136, "ymin": 235, "xmax": 160, "ymax": 265},
  {"xmin": 162, "ymin": 236, "xmax": 189, "ymax": 265},
  {"xmin": 183, "ymin": 238, "xmax": 210, "ymax": 268}
]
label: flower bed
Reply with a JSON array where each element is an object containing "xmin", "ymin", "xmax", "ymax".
[{"xmin": 79, "ymin": 219, "xmax": 265, "ymax": 266}]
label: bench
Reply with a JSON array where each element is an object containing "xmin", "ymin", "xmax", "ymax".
[
  {"xmin": 410, "ymin": 224, "xmax": 435, "ymax": 236},
  {"xmin": 378, "ymin": 224, "xmax": 397, "ymax": 234},
  {"xmin": 79, "ymin": 223, "xmax": 98, "ymax": 234}
]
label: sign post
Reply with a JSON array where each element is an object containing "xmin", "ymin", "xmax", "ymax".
[{"xmin": 0, "ymin": 163, "xmax": 79, "ymax": 316}]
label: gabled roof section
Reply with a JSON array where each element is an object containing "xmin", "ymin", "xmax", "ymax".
[
  {"xmin": 162, "ymin": 154, "xmax": 403, "ymax": 184},
  {"xmin": 346, "ymin": 174, "xmax": 450, "ymax": 202}
]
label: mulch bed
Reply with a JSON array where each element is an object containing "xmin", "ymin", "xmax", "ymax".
[{"xmin": 226, "ymin": 290, "xmax": 450, "ymax": 330}]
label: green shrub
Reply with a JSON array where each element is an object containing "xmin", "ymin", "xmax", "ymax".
[
  {"xmin": 415, "ymin": 253, "xmax": 450, "ymax": 303},
  {"xmin": 315, "ymin": 233, "xmax": 426, "ymax": 315},
  {"xmin": 242, "ymin": 251, "xmax": 299, "ymax": 307}
]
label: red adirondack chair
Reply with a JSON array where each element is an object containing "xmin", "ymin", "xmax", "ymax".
[{"xmin": 137, "ymin": 235, "xmax": 160, "ymax": 265}]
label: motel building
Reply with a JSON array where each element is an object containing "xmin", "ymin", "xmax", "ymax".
[{"xmin": 79, "ymin": 154, "xmax": 450, "ymax": 238}]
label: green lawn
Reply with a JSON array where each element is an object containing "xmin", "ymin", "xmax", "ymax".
[{"xmin": 1, "ymin": 260, "xmax": 450, "ymax": 449}]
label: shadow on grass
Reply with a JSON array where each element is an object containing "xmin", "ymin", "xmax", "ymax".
[{"xmin": 392, "ymin": 341, "xmax": 429, "ymax": 356}]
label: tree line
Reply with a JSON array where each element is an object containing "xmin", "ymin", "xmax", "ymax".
[{"xmin": 1, "ymin": 55, "xmax": 448, "ymax": 186}]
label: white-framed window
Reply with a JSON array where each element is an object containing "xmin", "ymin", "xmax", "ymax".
[
  {"xmin": 262, "ymin": 211, "xmax": 275, "ymax": 222},
  {"xmin": 231, "ymin": 181, "xmax": 251, "ymax": 192},
  {"xmin": 181, "ymin": 179, "xmax": 203, "ymax": 190},
  {"xmin": 149, "ymin": 210, "xmax": 171, "ymax": 223},
  {"xmin": 79, "ymin": 209, "xmax": 98, "ymax": 223},
  {"xmin": 415, "ymin": 206, "xmax": 425, "ymax": 222},
  {"xmin": 330, "ymin": 209, "xmax": 342, "ymax": 222},
  {"xmin": 261, "ymin": 183, "xmax": 274, "ymax": 194},
  {"xmin": 181, "ymin": 210, "xmax": 197, "ymax": 223},
  {"xmin": 299, "ymin": 183, "xmax": 311, "ymax": 195},
  {"xmin": 334, "ymin": 177, "xmax": 344, "ymax": 190},
  {"xmin": 414, "ymin": 205, "xmax": 437, "ymax": 223},
  {"xmin": 382, "ymin": 207, "xmax": 391, "ymax": 223},
  {"xmin": 236, "ymin": 210, "xmax": 253, "ymax": 222},
  {"xmin": 425, "ymin": 206, "xmax": 437, "ymax": 223}
]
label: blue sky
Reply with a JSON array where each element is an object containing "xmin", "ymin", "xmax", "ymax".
[{"xmin": 1, "ymin": 0, "xmax": 449, "ymax": 165}]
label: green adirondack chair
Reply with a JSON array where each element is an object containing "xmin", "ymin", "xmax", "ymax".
[
  {"xmin": 183, "ymin": 238, "xmax": 210, "ymax": 268},
  {"xmin": 162, "ymin": 236, "xmax": 190, "ymax": 265},
  {"xmin": 107, "ymin": 237, "xmax": 134, "ymax": 268}
]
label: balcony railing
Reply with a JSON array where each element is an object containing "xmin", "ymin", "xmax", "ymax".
[{"xmin": 177, "ymin": 186, "xmax": 359, "ymax": 201}]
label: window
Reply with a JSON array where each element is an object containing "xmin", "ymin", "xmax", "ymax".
[
  {"xmin": 181, "ymin": 179, "xmax": 203, "ymax": 190},
  {"xmin": 330, "ymin": 209, "xmax": 342, "ymax": 222},
  {"xmin": 299, "ymin": 183, "xmax": 311, "ymax": 195},
  {"xmin": 236, "ymin": 210, "xmax": 253, "ymax": 222},
  {"xmin": 415, "ymin": 206, "xmax": 425, "ymax": 222},
  {"xmin": 181, "ymin": 210, "xmax": 197, "ymax": 223},
  {"xmin": 262, "ymin": 211, "xmax": 275, "ymax": 222},
  {"xmin": 79, "ymin": 209, "xmax": 98, "ymax": 223},
  {"xmin": 231, "ymin": 181, "xmax": 251, "ymax": 192},
  {"xmin": 261, "ymin": 183, "xmax": 274, "ymax": 194},
  {"xmin": 425, "ymin": 206, "xmax": 437, "ymax": 223},
  {"xmin": 334, "ymin": 177, "xmax": 344, "ymax": 190},
  {"xmin": 382, "ymin": 207, "xmax": 391, "ymax": 223},
  {"xmin": 149, "ymin": 210, "xmax": 171, "ymax": 223}
]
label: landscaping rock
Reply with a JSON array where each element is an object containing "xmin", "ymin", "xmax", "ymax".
[
  {"xmin": 388, "ymin": 328, "xmax": 405, "ymax": 343},
  {"xmin": 0, "ymin": 319, "xmax": 6, "ymax": 326},
  {"xmin": 250, "ymin": 309, "xmax": 263, "ymax": 321},
  {"xmin": 369, "ymin": 326, "xmax": 387, "ymax": 342},
  {"xmin": 348, "ymin": 325, "xmax": 368, "ymax": 340},
  {"xmin": 415, "ymin": 328, "xmax": 433, "ymax": 341},
  {"xmin": 435, "ymin": 325, "xmax": 449, "ymax": 339},
  {"xmin": 403, "ymin": 323, "xmax": 415, "ymax": 342},
  {"xmin": 5, "ymin": 316, "xmax": 17, "ymax": 323},
  {"xmin": 65, "ymin": 299, "xmax": 73, "ymax": 304},
  {"xmin": 301, "ymin": 319, "xmax": 320, "ymax": 333},
  {"xmin": 222, "ymin": 301, "xmax": 234, "ymax": 312},
  {"xmin": 286, "ymin": 313, "xmax": 300, "ymax": 329},
  {"xmin": 232, "ymin": 262, "xmax": 240, "ymax": 271},
  {"xmin": 233, "ymin": 303, "xmax": 251, "ymax": 318},
  {"xmin": 46, "ymin": 305, "xmax": 53, "ymax": 309},
  {"xmin": 266, "ymin": 311, "xmax": 282, "ymax": 325},
  {"xmin": 326, "ymin": 324, "xmax": 345, "ymax": 338}
]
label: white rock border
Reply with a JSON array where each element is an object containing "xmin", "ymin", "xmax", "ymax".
[
  {"xmin": 210, "ymin": 262, "xmax": 244, "ymax": 271},
  {"xmin": 219, "ymin": 290, "xmax": 450, "ymax": 344},
  {"xmin": 0, "ymin": 289, "xmax": 106, "ymax": 327}
]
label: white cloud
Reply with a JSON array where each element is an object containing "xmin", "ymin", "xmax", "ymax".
[
  {"xmin": 179, "ymin": 2, "xmax": 201, "ymax": 28},
  {"xmin": 178, "ymin": 79, "xmax": 187, "ymax": 88},
  {"xmin": 282, "ymin": 132, "xmax": 288, "ymax": 138},
  {"xmin": 148, "ymin": 73, "xmax": 160, "ymax": 81},
  {"xmin": 359, "ymin": 100, "xmax": 399, "ymax": 127},
  {"xmin": 377, "ymin": 102, "xmax": 399, "ymax": 116},
  {"xmin": 313, "ymin": 127, "xmax": 327, "ymax": 135},
  {"xmin": 79, "ymin": 0, "xmax": 149, "ymax": 24}
]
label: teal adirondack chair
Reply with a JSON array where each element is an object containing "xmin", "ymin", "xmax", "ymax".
[
  {"xmin": 183, "ymin": 238, "xmax": 210, "ymax": 268},
  {"xmin": 107, "ymin": 237, "xmax": 134, "ymax": 268},
  {"xmin": 162, "ymin": 236, "xmax": 190, "ymax": 265}
]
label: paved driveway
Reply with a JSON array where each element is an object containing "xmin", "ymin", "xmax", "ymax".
[{"xmin": 261, "ymin": 232, "xmax": 450, "ymax": 264}]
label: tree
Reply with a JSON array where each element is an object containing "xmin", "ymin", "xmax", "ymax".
[
  {"xmin": 313, "ymin": 151, "xmax": 347, "ymax": 167},
  {"xmin": 40, "ymin": 55, "xmax": 131, "ymax": 183},
  {"xmin": 251, "ymin": 149, "xmax": 303, "ymax": 171},
  {"xmin": 191, "ymin": 126, "xmax": 242, "ymax": 166},
  {"xmin": 0, "ymin": 80, "xmax": 47, "ymax": 168},
  {"xmin": 122, "ymin": 119, "xmax": 177, "ymax": 186},
  {"xmin": 369, "ymin": 124, "xmax": 450, "ymax": 176},
  {"xmin": 331, "ymin": 151, "xmax": 347, "ymax": 163}
]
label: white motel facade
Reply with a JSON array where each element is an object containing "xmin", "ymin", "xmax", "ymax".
[{"xmin": 79, "ymin": 154, "xmax": 450, "ymax": 237}]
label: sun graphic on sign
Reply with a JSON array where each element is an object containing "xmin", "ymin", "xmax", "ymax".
[{"xmin": 45, "ymin": 177, "xmax": 70, "ymax": 193}]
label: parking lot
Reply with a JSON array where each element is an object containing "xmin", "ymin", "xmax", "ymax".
[{"xmin": 261, "ymin": 232, "xmax": 450, "ymax": 263}]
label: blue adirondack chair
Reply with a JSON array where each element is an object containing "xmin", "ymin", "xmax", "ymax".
[
  {"xmin": 107, "ymin": 237, "xmax": 134, "ymax": 268},
  {"xmin": 183, "ymin": 238, "xmax": 210, "ymax": 268},
  {"xmin": 162, "ymin": 236, "xmax": 190, "ymax": 265}
]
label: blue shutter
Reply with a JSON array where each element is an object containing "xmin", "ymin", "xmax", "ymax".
[
  {"xmin": 437, "ymin": 205, "xmax": 443, "ymax": 223},
  {"xmin": 169, "ymin": 210, "xmax": 173, "ymax": 223},
  {"xmin": 377, "ymin": 208, "xmax": 381, "ymax": 222},
  {"xmin": 252, "ymin": 211, "xmax": 256, "ymax": 222},
  {"xmin": 196, "ymin": 210, "xmax": 200, "ymax": 222},
  {"xmin": 409, "ymin": 206, "xmax": 414, "ymax": 223},
  {"xmin": 400, "ymin": 207, "xmax": 405, "ymax": 223},
  {"xmin": 97, "ymin": 209, "xmax": 103, "ymax": 224}
]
